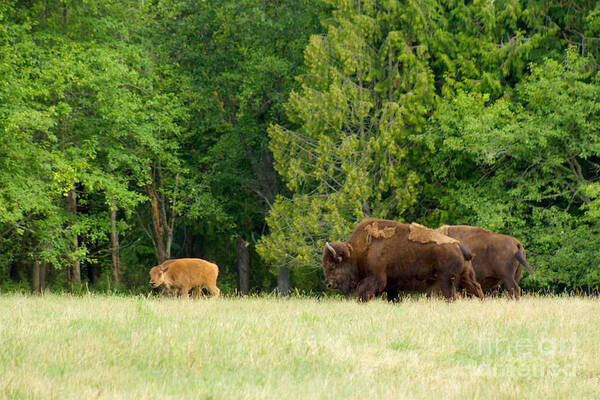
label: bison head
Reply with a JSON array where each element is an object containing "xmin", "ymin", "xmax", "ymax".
[
  {"xmin": 149, "ymin": 265, "xmax": 168, "ymax": 288},
  {"xmin": 322, "ymin": 241, "xmax": 359, "ymax": 295}
]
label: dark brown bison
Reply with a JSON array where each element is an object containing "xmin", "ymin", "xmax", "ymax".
[
  {"xmin": 383, "ymin": 257, "xmax": 483, "ymax": 301},
  {"xmin": 322, "ymin": 219, "xmax": 483, "ymax": 302},
  {"xmin": 436, "ymin": 225, "xmax": 534, "ymax": 299},
  {"xmin": 149, "ymin": 258, "xmax": 220, "ymax": 298}
]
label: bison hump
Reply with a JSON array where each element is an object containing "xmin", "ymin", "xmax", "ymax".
[
  {"xmin": 409, "ymin": 223, "xmax": 458, "ymax": 245},
  {"xmin": 436, "ymin": 225, "xmax": 450, "ymax": 236},
  {"xmin": 364, "ymin": 221, "xmax": 397, "ymax": 244}
]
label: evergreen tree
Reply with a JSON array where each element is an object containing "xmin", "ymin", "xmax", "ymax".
[
  {"xmin": 258, "ymin": 0, "xmax": 437, "ymax": 288},
  {"xmin": 420, "ymin": 50, "xmax": 600, "ymax": 291},
  {"xmin": 259, "ymin": 0, "xmax": 600, "ymax": 292}
]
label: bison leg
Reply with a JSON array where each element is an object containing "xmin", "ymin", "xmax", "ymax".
[
  {"xmin": 161, "ymin": 285, "xmax": 179, "ymax": 297},
  {"xmin": 437, "ymin": 274, "xmax": 458, "ymax": 301},
  {"xmin": 514, "ymin": 264, "xmax": 523, "ymax": 283},
  {"xmin": 357, "ymin": 275, "xmax": 386, "ymax": 302},
  {"xmin": 384, "ymin": 286, "xmax": 400, "ymax": 303},
  {"xmin": 179, "ymin": 286, "xmax": 191, "ymax": 298},
  {"xmin": 460, "ymin": 272, "xmax": 485, "ymax": 300},
  {"xmin": 502, "ymin": 276, "xmax": 521, "ymax": 300},
  {"xmin": 190, "ymin": 287, "xmax": 202, "ymax": 299},
  {"xmin": 426, "ymin": 287, "xmax": 435, "ymax": 299},
  {"xmin": 207, "ymin": 284, "xmax": 220, "ymax": 298}
]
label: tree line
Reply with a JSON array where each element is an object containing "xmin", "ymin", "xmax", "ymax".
[{"xmin": 1, "ymin": 0, "xmax": 599, "ymax": 295}]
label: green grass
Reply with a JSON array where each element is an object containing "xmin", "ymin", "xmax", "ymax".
[{"xmin": 0, "ymin": 294, "xmax": 598, "ymax": 399}]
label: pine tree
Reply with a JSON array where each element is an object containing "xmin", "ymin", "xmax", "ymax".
[{"xmin": 258, "ymin": 0, "xmax": 437, "ymax": 285}]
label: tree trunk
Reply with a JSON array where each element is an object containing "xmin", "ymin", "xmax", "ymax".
[
  {"xmin": 40, "ymin": 260, "xmax": 47, "ymax": 292},
  {"xmin": 146, "ymin": 168, "xmax": 178, "ymax": 264},
  {"xmin": 277, "ymin": 267, "xmax": 289, "ymax": 296},
  {"xmin": 110, "ymin": 205, "xmax": 120, "ymax": 286},
  {"xmin": 236, "ymin": 237, "xmax": 250, "ymax": 295},
  {"xmin": 33, "ymin": 261, "xmax": 41, "ymax": 294},
  {"xmin": 32, "ymin": 259, "xmax": 47, "ymax": 294},
  {"xmin": 261, "ymin": 150, "xmax": 279, "ymax": 203},
  {"xmin": 163, "ymin": 173, "xmax": 179, "ymax": 259},
  {"xmin": 237, "ymin": 129, "xmax": 278, "ymax": 208},
  {"xmin": 147, "ymin": 182, "xmax": 166, "ymax": 264},
  {"xmin": 67, "ymin": 185, "xmax": 81, "ymax": 285}
]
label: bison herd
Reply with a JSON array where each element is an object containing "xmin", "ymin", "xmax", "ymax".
[
  {"xmin": 149, "ymin": 218, "xmax": 533, "ymax": 302},
  {"xmin": 324, "ymin": 219, "xmax": 533, "ymax": 302}
]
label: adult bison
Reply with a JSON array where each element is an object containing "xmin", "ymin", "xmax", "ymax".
[
  {"xmin": 322, "ymin": 219, "xmax": 483, "ymax": 302},
  {"xmin": 149, "ymin": 258, "xmax": 220, "ymax": 298},
  {"xmin": 383, "ymin": 257, "xmax": 483, "ymax": 302},
  {"xmin": 436, "ymin": 225, "xmax": 534, "ymax": 299}
]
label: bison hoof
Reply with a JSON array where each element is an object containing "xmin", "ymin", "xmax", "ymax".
[{"xmin": 358, "ymin": 293, "xmax": 373, "ymax": 303}]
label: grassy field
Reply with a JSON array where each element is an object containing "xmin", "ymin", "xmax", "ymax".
[{"xmin": 0, "ymin": 294, "xmax": 598, "ymax": 400}]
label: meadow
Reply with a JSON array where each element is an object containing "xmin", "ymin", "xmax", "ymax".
[{"xmin": 0, "ymin": 294, "xmax": 598, "ymax": 400}]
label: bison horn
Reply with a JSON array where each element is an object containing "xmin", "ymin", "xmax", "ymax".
[{"xmin": 325, "ymin": 242, "xmax": 336, "ymax": 257}]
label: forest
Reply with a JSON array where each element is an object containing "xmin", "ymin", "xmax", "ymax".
[{"xmin": 1, "ymin": 0, "xmax": 599, "ymax": 295}]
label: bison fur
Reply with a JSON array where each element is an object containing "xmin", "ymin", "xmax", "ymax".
[
  {"xmin": 149, "ymin": 258, "xmax": 220, "ymax": 298},
  {"xmin": 437, "ymin": 225, "xmax": 534, "ymax": 299},
  {"xmin": 323, "ymin": 219, "xmax": 482, "ymax": 302}
]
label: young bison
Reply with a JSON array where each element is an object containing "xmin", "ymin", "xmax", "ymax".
[{"xmin": 149, "ymin": 258, "xmax": 220, "ymax": 298}]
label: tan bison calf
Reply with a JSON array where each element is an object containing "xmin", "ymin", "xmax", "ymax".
[{"xmin": 149, "ymin": 258, "xmax": 220, "ymax": 298}]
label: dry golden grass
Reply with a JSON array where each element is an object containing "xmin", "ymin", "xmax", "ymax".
[{"xmin": 0, "ymin": 294, "xmax": 598, "ymax": 399}]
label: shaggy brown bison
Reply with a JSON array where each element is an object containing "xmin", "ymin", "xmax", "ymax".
[
  {"xmin": 322, "ymin": 219, "xmax": 483, "ymax": 302},
  {"xmin": 149, "ymin": 258, "xmax": 220, "ymax": 298},
  {"xmin": 436, "ymin": 225, "xmax": 534, "ymax": 299},
  {"xmin": 383, "ymin": 257, "xmax": 483, "ymax": 301}
]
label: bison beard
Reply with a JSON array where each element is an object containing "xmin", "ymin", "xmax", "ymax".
[
  {"xmin": 436, "ymin": 225, "xmax": 534, "ymax": 300},
  {"xmin": 323, "ymin": 219, "xmax": 481, "ymax": 302}
]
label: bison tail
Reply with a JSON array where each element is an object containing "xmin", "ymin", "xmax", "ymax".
[
  {"xmin": 515, "ymin": 243, "xmax": 534, "ymax": 274},
  {"xmin": 458, "ymin": 242, "xmax": 473, "ymax": 261}
]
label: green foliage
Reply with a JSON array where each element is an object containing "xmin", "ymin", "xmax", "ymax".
[
  {"xmin": 259, "ymin": 0, "xmax": 435, "ymax": 282},
  {"xmin": 0, "ymin": 0, "xmax": 326, "ymax": 293},
  {"xmin": 147, "ymin": 0, "xmax": 326, "ymax": 289},
  {"xmin": 420, "ymin": 49, "xmax": 600, "ymax": 291},
  {"xmin": 2, "ymin": 0, "xmax": 600, "ymax": 293},
  {"xmin": 261, "ymin": 0, "xmax": 600, "ymax": 293},
  {"xmin": 0, "ymin": 0, "xmax": 187, "ymax": 285}
]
